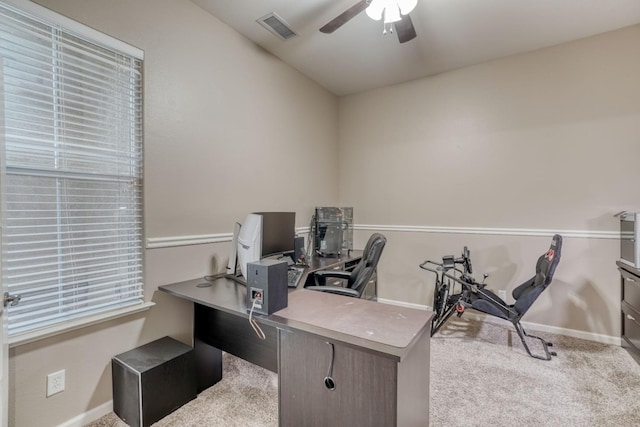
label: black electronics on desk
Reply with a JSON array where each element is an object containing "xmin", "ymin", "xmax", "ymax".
[
  {"xmin": 228, "ymin": 211, "xmax": 296, "ymax": 281},
  {"xmin": 293, "ymin": 235, "xmax": 305, "ymax": 264},
  {"xmin": 246, "ymin": 258, "xmax": 288, "ymax": 315}
]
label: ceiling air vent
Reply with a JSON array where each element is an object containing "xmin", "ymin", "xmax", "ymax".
[{"xmin": 257, "ymin": 12, "xmax": 298, "ymax": 40}]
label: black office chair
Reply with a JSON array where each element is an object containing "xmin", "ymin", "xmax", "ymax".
[{"xmin": 305, "ymin": 233, "xmax": 387, "ymax": 298}]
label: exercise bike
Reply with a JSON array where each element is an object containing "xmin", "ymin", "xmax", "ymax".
[{"xmin": 420, "ymin": 234, "xmax": 563, "ymax": 360}]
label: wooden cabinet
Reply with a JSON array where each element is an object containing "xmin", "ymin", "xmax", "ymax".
[
  {"xmin": 279, "ymin": 331, "xmax": 396, "ymax": 426},
  {"xmin": 278, "ymin": 328, "xmax": 430, "ymax": 427},
  {"xmin": 619, "ymin": 261, "xmax": 640, "ymax": 364}
]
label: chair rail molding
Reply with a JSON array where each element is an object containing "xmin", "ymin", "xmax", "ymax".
[
  {"xmin": 146, "ymin": 233, "xmax": 232, "ymax": 249},
  {"xmin": 355, "ymin": 224, "xmax": 618, "ymax": 239},
  {"xmin": 146, "ymin": 225, "xmax": 617, "ymax": 249}
]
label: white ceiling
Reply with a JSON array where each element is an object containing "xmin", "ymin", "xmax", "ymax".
[{"xmin": 192, "ymin": 0, "xmax": 640, "ymax": 96}]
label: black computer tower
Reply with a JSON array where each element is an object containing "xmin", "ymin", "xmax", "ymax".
[{"xmin": 314, "ymin": 207, "xmax": 353, "ymax": 257}]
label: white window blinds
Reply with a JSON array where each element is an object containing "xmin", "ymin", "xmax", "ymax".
[{"xmin": 0, "ymin": 2, "xmax": 144, "ymax": 335}]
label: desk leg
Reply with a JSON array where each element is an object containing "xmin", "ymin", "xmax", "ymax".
[{"xmin": 194, "ymin": 336, "xmax": 222, "ymax": 393}]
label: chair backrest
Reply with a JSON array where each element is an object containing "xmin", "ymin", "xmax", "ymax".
[
  {"xmin": 512, "ymin": 234, "xmax": 563, "ymax": 316},
  {"xmin": 348, "ymin": 233, "xmax": 387, "ymax": 294}
]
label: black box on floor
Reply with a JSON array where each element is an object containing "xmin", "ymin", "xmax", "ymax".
[{"xmin": 112, "ymin": 336, "xmax": 196, "ymax": 427}]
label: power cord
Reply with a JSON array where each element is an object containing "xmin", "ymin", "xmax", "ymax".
[
  {"xmin": 198, "ymin": 272, "xmax": 246, "ymax": 288},
  {"xmin": 202, "ymin": 272, "xmax": 247, "ymax": 287},
  {"xmin": 248, "ymin": 298, "xmax": 266, "ymax": 340}
]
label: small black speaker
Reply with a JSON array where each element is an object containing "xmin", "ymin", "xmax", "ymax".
[
  {"xmin": 246, "ymin": 259, "xmax": 288, "ymax": 315},
  {"xmin": 294, "ymin": 236, "xmax": 305, "ymax": 264}
]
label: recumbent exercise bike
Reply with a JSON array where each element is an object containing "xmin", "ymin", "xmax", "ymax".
[{"xmin": 419, "ymin": 234, "xmax": 562, "ymax": 360}]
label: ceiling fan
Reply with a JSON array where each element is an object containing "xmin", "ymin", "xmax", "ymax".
[{"xmin": 319, "ymin": 0, "xmax": 418, "ymax": 43}]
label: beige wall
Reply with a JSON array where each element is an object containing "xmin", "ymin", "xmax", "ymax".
[
  {"xmin": 32, "ymin": 0, "xmax": 340, "ymax": 237},
  {"xmin": 339, "ymin": 25, "xmax": 640, "ymax": 229},
  {"xmin": 340, "ymin": 25, "xmax": 640, "ymax": 334},
  {"xmin": 10, "ymin": 0, "xmax": 339, "ymax": 426},
  {"xmin": 7, "ymin": 1, "xmax": 640, "ymax": 426}
]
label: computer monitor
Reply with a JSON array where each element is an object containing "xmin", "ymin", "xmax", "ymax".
[
  {"xmin": 235, "ymin": 212, "xmax": 296, "ymax": 280},
  {"xmin": 256, "ymin": 211, "xmax": 296, "ymax": 259}
]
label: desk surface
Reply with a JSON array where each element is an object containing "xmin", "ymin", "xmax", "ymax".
[
  {"xmin": 160, "ymin": 252, "xmax": 362, "ymax": 316},
  {"xmin": 273, "ymin": 290, "xmax": 431, "ymax": 348},
  {"xmin": 160, "ymin": 260, "xmax": 432, "ymax": 361}
]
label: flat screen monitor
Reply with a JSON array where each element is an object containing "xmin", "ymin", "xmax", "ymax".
[
  {"xmin": 235, "ymin": 212, "xmax": 296, "ymax": 279},
  {"xmin": 256, "ymin": 211, "xmax": 296, "ymax": 259}
]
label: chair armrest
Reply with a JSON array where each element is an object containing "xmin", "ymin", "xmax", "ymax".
[
  {"xmin": 304, "ymin": 286, "xmax": 360, "ymax": 298},
  {"xmin": 313, "ymin": 270, "xmax": 350, "ymax": 287},
  {"xmin": 314, "ymin": 271, "xmax": 350, "ymax": 280}
]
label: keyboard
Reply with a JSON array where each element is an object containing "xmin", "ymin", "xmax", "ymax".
[{"xmin": 287, "ymin": 267, "xmax": 303, "ymax": 288}]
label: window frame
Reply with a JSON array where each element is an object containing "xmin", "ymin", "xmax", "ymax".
[{"xmin": 1, "ymin": 0, "xmax": 151, "ymax": 345}]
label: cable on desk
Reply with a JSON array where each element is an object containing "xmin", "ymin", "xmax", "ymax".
[
  {"xmin": 203, "ymin": 272, "xmax": 226, "ymax": 281},
  {"xmin": 248, "ymin": 298, "xmax": 266, "ymax": 340},
  {"xmin": 197, "ymin": 273, "xmax": 226, "ymax": 288}
]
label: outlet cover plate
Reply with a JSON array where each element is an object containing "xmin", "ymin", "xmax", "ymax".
[{"xmin": 47, "ymin": 369, "xmax": 65, "ymax": 397}]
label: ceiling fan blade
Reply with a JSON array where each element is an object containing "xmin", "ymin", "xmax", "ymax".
[
  {"xmin": 319, "ymin": 1, "xmax": 369, "ymax": 34},
  {"xmin": 394, "ymin": 14, "xmax": 417, "ymax": 43}
]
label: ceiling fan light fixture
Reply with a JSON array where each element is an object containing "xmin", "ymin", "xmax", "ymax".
[
  {"xmin": 384, "ymin": 5, "xmax": 401, "ymax": 23},
  {"xmin": 365, "ymin": 0, "xmax": 417, "ymax": 22}
]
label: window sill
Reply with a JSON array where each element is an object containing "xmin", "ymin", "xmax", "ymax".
[{"xmin": 8, "ymin": 302, "xmax": 155, "ymax": 348}]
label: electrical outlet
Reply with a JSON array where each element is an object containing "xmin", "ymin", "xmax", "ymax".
[
  {"xmin": 498, "ymin": 290, "xmax": 507, "ymax": 302},
  {"xmin": 250, "ymin": 288, "xmax": 264, "ymax": 305},
  {"xmin": 47, "ymin": 369, "xmax": 65, "ymax": 397}
]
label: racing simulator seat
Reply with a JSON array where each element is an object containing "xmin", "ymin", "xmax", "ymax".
[{"xmin": 421, "ymin": 234, "xmax": 563, "ymax": 360}]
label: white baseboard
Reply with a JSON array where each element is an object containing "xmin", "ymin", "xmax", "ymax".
[
  {"xmin": 377, "ymin": 297, "xmax": 430, "ymax": 311},
  {"xmin": 57, "ymin": 401, "xmax": 113, "ymax": 427},
  {"xmin": 377, "ymin": 298, "xmax": 621, "ymax": 346}
]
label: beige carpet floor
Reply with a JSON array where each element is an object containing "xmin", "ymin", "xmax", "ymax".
[{"xmin": 86, "ymin": 317, "xmax": 640, "ymax": 426}]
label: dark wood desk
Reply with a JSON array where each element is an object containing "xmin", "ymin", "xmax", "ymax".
[
  {"xmin": 160, "ymin": 254, "xmax": 364, "ymax": 385},
  {"xmin": 159, "ymin": 254, "xmax": 433, "ymax": 426}
]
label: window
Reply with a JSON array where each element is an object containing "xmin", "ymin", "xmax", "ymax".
[{"xmin": 0, "ymin": 1, "xmax": 144, "ymax": 336}]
